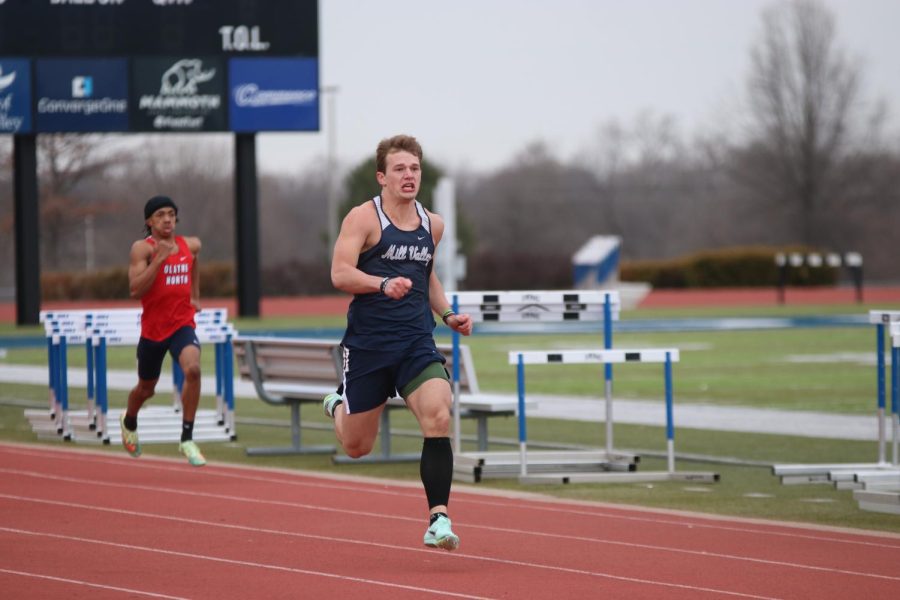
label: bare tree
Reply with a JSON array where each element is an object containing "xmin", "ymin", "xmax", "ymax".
[
  {"xmin": 737, "ymin": 0, "xmax": 882, "ymax": 246},
  {"xmin": 38, "ymin": 134, "xmax": 131, "ymax": 269}
]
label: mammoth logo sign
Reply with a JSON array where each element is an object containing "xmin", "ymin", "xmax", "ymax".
[{"xmin": 132, "ymin": 57, "xmax": 226, "ymax": 131}]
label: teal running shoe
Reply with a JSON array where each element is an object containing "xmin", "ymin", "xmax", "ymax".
[
  {"xmin": 119, "ymin": 412, "xmax": 141, "ymax": 458},
  {"xmin": 178, "ymin": 440, "xmax": 206, "ymax": 467},
  {"xmin": 323, "ymin": 393, "xmax": 343, "ymax": 418},
  {"xmin": 423, "ymin": 514, "xmax": 459, "ymax": 551}
]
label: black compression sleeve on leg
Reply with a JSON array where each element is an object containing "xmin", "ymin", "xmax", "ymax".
[
  {"xmin": 420, "ymin": 437, "xmax": 453, "ymax": 509},
  {"xmin": 181, "ymin": 420, "xmax": 194, "ymax": 443}
]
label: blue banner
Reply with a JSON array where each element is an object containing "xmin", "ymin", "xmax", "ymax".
[
  {"xmin": 35, "ymin": 59, "xmax": 129, "ymax": 132},
  {"xmin": 0, "ymin": 58, "xmax": 31, "ymax": 133},
  {"xmin": 229, "ymin": 58, "xmax": 319, "ymax": 132}
]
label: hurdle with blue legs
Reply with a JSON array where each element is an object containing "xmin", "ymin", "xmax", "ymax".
[
  {"xmin": 36, "ymin": 308, "xmax": 236, "ymax": 444},
  {"xmin": 771, "ymin": 309, "xmax": 900, "ymax": 488},
  {"xmin": 446, "ymin": 290, "xmax": 676, "ymax": 482},
  {"xmin": 446, "ymin": 290, "xmax": 619, "ymax": 454},
  {"xmin": 507, "ymin": 348, "xmax": 718, "ymax": 484},
  {"xmin": 851, "ymin": 320, "xmax": 900, "ymax": 514},
  {"xmin": 871, "ymin": 311, "xmax": 900, "ymax": 466}
]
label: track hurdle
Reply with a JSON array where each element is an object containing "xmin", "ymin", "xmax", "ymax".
[
  {"xmin": 874, "ymin": 312, "xmax": 900, "ymax": 466},
  {"xmin": 89, "ymin": 322, "xmax": 236, "ymax": 444},
  {"xmin": 771, "ymin": 310, "xmax": 900, "ymax": 486},
  {"xmin": 447, "ymin": 290, "xmax": 619, "ymax": 450},
  {"xmin": 507, "ymin": 348, "xmax": 718, "ymax": 484},
  {"xmin": 447, "ymin": 290, "xmax": 652, "ymax": 482},
  {"xmin": 851, "ymin": 321, "xmax": 900, "ymax": 514},
  {"xmin": 33, "ymin": 308, "xmax": 235, "ymax": 444}
]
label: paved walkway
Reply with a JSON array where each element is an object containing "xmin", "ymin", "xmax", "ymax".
[{"xmin": 1, "ymin": 364, "xmax": 883, "ymax": 442}]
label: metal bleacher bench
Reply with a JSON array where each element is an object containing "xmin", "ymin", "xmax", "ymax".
[{"xmin": 234, "ymin": 335, "xmax": 522, "ymax": 460}]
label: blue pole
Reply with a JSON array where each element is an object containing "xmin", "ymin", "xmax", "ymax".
[
  {"xmin": 665, "ymin": 353, "xmax": 674, "ymax": 441},
  {"xmin": 892, "ymin": 346, "xmax": 899, "ymax": 418},
  {"xmin": 893, "ymin": 345, "xmax": 899, "ymax": 465},
  {"xmin": 225, "ymin": 335, "xmax": 236, "ymax": 440},
  {"xmin": 215, "ymin": 341, "xmax": 224, "ymax": 425},
  {"xmin": 517, "ymin": 353, "xmax": 528, "ymax": 476},
  {"xmin": 173, "ymin": 362, "xmax": 184, "ymax": 392},
  {"xmin": 215, "ymin": 342, "xmax": 223, "ymax": 398},
  {"xmin": 603, "ymin": 293, "xmax": 612, "ymax": 377},
  {"xmin": 47, "ymin": 335, "xmax": 57, "ymax": 418},
  {"xmin": 173, "ymin": 360, "xmax": 184, "ymax": 412},
  {"xmin": 97, "ymin": 337, "xmax": 109, "ymax": 443},
  {"xmin": 59, "ymin": 336, "xmax": 69, "ymax": 439},
  {"xmin": 85, "ymin": 336, "xmax": 95, "ymax": 431},
  {"xmin": 876, "ymin": 323, "xmax": 887, "ymax": 463},
  {"xmin": 85, "ymin": 337, "xmax": 94, "ymax": 406},
  {"xmin": 603, "ymin": 293, "xmax": 614, "ymax": 454},
  {"xmin": 665, "ymin": 352, "xmax": 675, "ymax": 473}
]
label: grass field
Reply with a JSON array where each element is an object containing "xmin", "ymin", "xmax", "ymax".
[{"xmin": 2, "ymin": 300, "xmax": 900, "ymax": 534}]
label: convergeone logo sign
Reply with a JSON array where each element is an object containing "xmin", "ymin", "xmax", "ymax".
[
  {"xmin": 0, "ymin": 58, "xmax": 31, "ymax": 133},
  {"xmin": 35, "ymin": 58, "xmax": 128, "ymax": 132},
  {"xmin": 229, "ymin": 57, "xmax": 318, "ymax": 132}
]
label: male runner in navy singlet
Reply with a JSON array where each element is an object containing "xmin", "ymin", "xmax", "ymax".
[{"xmin": 324, "ymin": 135, "xmax": 473, "ymax": 551}]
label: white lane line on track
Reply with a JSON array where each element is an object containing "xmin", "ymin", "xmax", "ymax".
[
  {"xmin": 4, "ymin": 469, "xmax": 900, "ymax": 582},
  {"xmin": 0, "ymin": 526, "xmax": 493, "ymax": 600},
  {"xmin": 0, "ymin": 568, "xmax": 188, "ymax": 599},
  {"xmin": 4, "ymin": 445, "xmax": 900, "ymax": 551},
  {"xmin": 4, "ymin": 489, "xmax": 898, "ymax": 591},
  {"xmin": 0, "ymin": 522, "xmax": 780, "ymax": 600}
]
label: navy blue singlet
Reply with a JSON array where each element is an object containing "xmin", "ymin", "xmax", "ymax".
[{"xmin": 341, "ymin": 196, "xmax": 436, "ymax": 352}]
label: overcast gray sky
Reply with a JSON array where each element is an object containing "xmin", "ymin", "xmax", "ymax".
[{"xmin": 255, "ymin": 0, "xmax": 900, "ymax": 175}]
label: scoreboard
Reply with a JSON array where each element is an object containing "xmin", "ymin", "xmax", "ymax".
[{"xmin": 0, "ymin": 0, "xmax": 319, "ymax": 133}]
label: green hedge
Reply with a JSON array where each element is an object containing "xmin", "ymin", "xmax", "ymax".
[
  {"xmin": 620, "ymin": 246, "xmax": 839, "ymax": 288},
  {"xmin": 40, "ymin": 246, "xmax": 842, "ymax": 298}
]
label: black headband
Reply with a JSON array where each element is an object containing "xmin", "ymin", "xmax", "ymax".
[{"xmin": 144, "ymin": 195, "xmax": 178, "ymax": 220}]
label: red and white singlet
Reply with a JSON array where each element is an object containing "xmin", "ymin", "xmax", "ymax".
[{"xmin": 140, "ymin": 235, "xmax": 196, "ymax": 341}]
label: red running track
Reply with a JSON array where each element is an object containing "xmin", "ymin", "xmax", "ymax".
[{"xmin": 2, "ymin": 442, "xmax": 899, "ymax": 599}]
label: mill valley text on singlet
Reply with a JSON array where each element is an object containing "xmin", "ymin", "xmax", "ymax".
[{"xmin": 342, "ymin": 196, "xmax": 436, "ymax": 352}]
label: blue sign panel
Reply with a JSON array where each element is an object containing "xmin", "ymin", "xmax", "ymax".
[
  {"xmin": 35, "ymin": 59, "xmax": 129, "ymax": 132},
  {"xmin": 0, "ymin": 58, "xmax": 31, "ymax": 133},
  {"xmin": 229, "ymin": 58, "xmax": 319, "ymax": 132}
]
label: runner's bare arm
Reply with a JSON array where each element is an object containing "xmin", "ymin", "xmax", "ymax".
[
  {"xmin": 128, "ymin": 239, "xmax": 174, "ymax": 299},
  {"xmin": 188, "ymin": 236, "xmax": 202, "ymax": 311},
  {"xmin": 331, "ymin": 205, "xmax": 411, "ymax": 298}
]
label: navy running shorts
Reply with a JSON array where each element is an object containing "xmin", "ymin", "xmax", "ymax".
[
  {"xmin": 338, "ymin": 336, "xmax": 448, "ymax": 414},
  {"xmin": 136, "ymin": 325, "xmax": 200, "ymax": 381}
]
